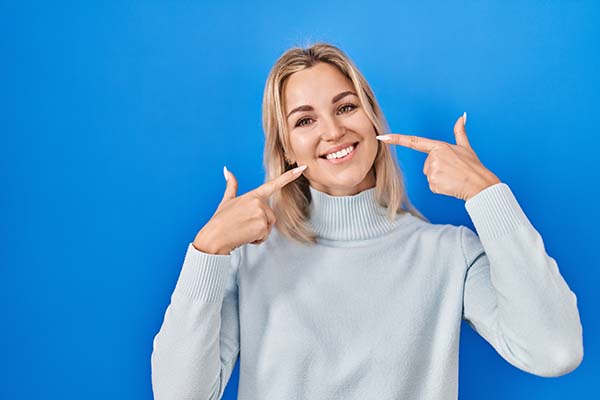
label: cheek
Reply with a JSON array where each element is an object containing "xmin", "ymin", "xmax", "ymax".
[
  {"xmin": 348, "ymin": 112, "xmax": 375, "ymax": 135},
  {"xmin": 290, "ymin": 135, "xmax": 318, "ymax": 159}
]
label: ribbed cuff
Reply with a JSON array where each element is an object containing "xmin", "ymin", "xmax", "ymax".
[
  {"xmin": 172, "ymin": 242, "xmax": 232, "ymax": 303},
  {"xmin": 464, "ymin": 183, "xmax": 533, "ymax": 242}
]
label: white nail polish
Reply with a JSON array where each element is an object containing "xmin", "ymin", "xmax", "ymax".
[
  {"xmin": 223, "ymin": 165, "xmax": 229, "ymax": 181},
  {"xmin": 293, "ymin": 165, "xmax": 307, "ymax": 174},
  {"xmin": 463, "ymin": 112, "xmax": 467, "ymax": 126}
]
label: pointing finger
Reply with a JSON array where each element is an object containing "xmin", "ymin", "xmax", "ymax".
[
  {"xmin": 376, "ymin": 134, "xmax": 447, "ymax": 154},
  {"xmin": 252, "ymin": 165, "xmax": 307, "ymax": 199}
]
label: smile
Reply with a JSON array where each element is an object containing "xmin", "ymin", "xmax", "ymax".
[{"xmin": 320, "ymin": 142, "xmax": 359, "ymax": 165}]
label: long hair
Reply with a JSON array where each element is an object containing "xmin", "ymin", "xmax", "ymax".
[{"xmin": 262, "ymin": 41, "xmax": 429, "ymax": 245}]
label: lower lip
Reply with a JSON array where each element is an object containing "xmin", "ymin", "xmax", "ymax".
[{"xmin": 321, "ymin": 142, "xmax": 359, "ymax": 165}]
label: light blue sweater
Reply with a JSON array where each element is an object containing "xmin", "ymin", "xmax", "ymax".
[{"xmin": 151, "ymin": 183, "xmax": 583, "ymax": 400}]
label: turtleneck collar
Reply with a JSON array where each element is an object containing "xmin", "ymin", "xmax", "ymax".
[{"xmin": 307, "ymin": 185, "xmax": 406, "ymax": 241}]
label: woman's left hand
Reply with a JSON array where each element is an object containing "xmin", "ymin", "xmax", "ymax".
[{"xmin": 376, "ymin": 113, "xmax": 501, "ymax": 201}]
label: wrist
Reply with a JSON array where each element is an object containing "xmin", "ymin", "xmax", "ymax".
[
  {"xmin": 466, "ymin": 176, "xmax": 501, "ymax": 202},
  {"xmin": 193, "ymin": 228, "xmax": 230, "ymax": 255}
]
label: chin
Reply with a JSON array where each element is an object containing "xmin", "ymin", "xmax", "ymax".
[{"xmin": 310, "ymin": 174, "xmax": 370, "ymax": 193}]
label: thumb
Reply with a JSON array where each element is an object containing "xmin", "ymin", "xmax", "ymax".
[
  {"xmin": 453, "ymin": 112, "xmax": 472, "ymax": 149},
  {"xmin": 221, "ymin": 165, "xmax": 238, "ymax": 202}
]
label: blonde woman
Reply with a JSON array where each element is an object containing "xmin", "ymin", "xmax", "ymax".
[{"xmin": 151, "ymin": 42, "xmax": 583, "ymax": 400}]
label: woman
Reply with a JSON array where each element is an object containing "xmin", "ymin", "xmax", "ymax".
[{"xmin": 151, "ymin": 42, "xmax": 583, "ymax": 400}]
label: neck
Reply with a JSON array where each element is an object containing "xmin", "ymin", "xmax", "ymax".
[{"xmin": 307, "ymin": 184, "xmax": 407, "ymax": 241}]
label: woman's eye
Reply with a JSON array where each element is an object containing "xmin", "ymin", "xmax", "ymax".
[
  {"xmin": 338, "ymin": 103, "xmax": 358, "ymax": 113},
  {"xmin": 294, "ymin": 104, "xmax": 358, "ymax": 128},
  {"xmin": 295, "ymin": 117, "xmax": 312, "ymax": 128}
]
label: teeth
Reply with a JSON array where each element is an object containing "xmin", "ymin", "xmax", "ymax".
[{"xmin": 325, "ymin": 144, "xmax": 354, "ymax": 160}]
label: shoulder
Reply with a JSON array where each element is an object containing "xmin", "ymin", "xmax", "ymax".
[
  {"xmin": 405, "ymin": 214, "xmax": 483, "ymax": 265},
  {"xmin": 405, "ymin": 213, "xmax": 462, "ymax": 244}
]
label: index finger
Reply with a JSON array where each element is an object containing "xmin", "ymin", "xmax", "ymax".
[
  {"xmin": 380, "ymin": 134, "xmax": 446, "ymax": 154},
  {"xmin": 252, "ymin": 165, "xmax": 307, "ymax": 199}
]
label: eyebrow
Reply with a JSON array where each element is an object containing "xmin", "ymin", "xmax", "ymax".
[{"xmin": 286, "ymin": 90, "xmax": 358, "ymax": 120}]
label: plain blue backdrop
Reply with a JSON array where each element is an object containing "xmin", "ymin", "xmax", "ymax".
[{"xmin": 2, "ymin": 0, "xmax": 598, "ymax": 398}]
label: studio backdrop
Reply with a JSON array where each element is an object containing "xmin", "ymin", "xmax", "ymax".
[{"xmin": 1, "ymin": 1, "xmax": 598, "ymax": 399}]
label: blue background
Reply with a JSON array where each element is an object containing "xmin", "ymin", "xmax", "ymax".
[{"xmin": 2, "ymin": 1, "xmax": 598, "ymax": 398}]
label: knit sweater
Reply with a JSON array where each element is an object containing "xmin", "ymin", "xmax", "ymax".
[{"xmin": 151, "ymin": 182, "xmax": 584, "ymax": 400}]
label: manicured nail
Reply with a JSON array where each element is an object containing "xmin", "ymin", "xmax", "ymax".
[
  {"xmin": 293, "ymin": 165, "xmax": 307, "ymax": 174},
  {"xmin": 463, "ymin": 111, "xmax": 467, "ymax": 126},
  {"xmin": 223, "ymin": 165, "xmax": 229, "ymax": 181},
  {"xmin": 376, "ymin": 135, "xmax": 391, "ymax": 141}
]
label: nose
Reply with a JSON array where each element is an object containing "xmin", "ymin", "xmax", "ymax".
[{"xmin": 320, "ymin": 117, "xmax": 346, "ymax": 141}]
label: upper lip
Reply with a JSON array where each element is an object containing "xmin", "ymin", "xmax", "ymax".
[{"xmin": 319, "ymin": 142, "xmax": 358, "ymax": 157}]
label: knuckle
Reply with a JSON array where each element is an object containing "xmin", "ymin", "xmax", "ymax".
[
  {"xmin": 252, "ymin": 225, "xmax": 264, "ymax": 236},
  {"xmin": 253, "ymin": 207, "xmax": 264, "ymax": 219},
  {"xmin": 252, "ymin": 196, "xmax": 263, "ymax": 207},
  {"xmin": 260, "ymin": 217, "xmax": 269, "ymax": 228},
  {"xmin": 433, "ymin": 143, "xmax": 449, "ymax": 153}
]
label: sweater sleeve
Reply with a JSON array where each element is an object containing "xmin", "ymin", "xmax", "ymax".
[
  {"xmin": 151, "ymin": 242, "xmax": 241, "ymax": 400},
  {"xmin": 460, "ymin": 183, "xmax": 584, "ymax": 377}
]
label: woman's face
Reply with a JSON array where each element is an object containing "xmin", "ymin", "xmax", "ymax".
[{"xmin": 283, "ymin": 62, "xmax": 378, "ymax": 196}]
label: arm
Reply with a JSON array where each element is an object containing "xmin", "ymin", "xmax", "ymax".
[
  {"xmin": 151, "ymin": 243, "xmax": 241, "ymax": 400},
  {"xmin": 461, "ymin": 183, "xmax": 583, "ymax": 377}
]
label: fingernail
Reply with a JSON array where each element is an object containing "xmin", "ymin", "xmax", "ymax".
[
  {"xmin": 223, "ymin": 165, "xmax": 229, "ymax": 181},
  {"xmin": 376, "ymin": 135, "xmax": 391, "ymax": 141},
  {"xmin": 463, "ymin": 111, "xmax": 467, "ymax": 126},
  {"xmin": 293, "ymin": 165, "xmax": 307, "ymax": 174}
]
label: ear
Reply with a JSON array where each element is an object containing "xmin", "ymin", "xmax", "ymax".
[{"xmin": 284, "ymin": 152, "xmax": 296, "ymax": 165}]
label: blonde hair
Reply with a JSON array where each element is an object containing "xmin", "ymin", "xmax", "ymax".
[{"xmin": 261, "ymin": 41, "xmax": 429, "ymax": 245}]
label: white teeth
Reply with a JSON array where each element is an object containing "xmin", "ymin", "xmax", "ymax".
[{"xmin": 325, "ymin": 144, "xmax": 354, "ymax": 160}]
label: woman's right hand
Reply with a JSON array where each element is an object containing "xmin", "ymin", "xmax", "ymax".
[{"xmin": 192, "ymin": 165, "xmax": 308, "ymax": 255}]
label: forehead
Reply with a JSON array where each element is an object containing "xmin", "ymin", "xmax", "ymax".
[{"xmin": 283, "ymin": 62, "xmax": 354, "ymax": 109}]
